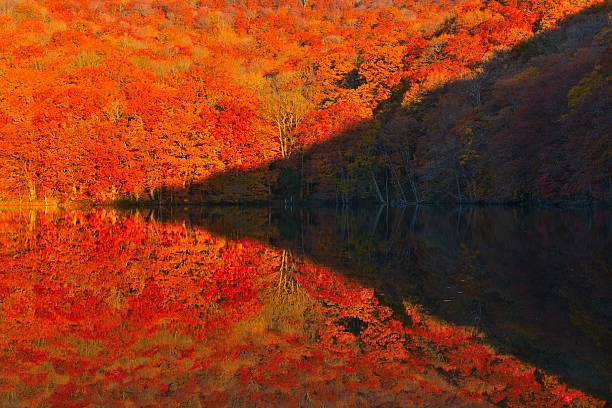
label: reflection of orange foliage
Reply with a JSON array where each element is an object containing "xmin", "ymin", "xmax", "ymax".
[{"xmin": 0, "ymin": 210, "xmax": 604, "ymax": 406}]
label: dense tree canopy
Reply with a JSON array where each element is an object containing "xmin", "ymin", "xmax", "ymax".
[{"xmin": 0, "ymin": 0, "xmax": 608, "ymax": 204}]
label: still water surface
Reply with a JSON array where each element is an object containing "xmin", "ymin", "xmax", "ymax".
[{"xmin": 0, "ymin": 207, "xmax": 610, "ymax": 406}]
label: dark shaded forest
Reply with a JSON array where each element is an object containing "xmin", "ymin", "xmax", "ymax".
[{"xmin": 173, "ymin": 3, "xmax": 611, "ymax": 206}]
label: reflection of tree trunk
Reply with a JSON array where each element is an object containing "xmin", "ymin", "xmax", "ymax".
[
  {"xmin": 385, "ymin": 169, "xmax": 389, "ymax": 205},
  {"xmin": 370, "ymin": 173, "xmax": 386, "ymax": 204},
  {"xmin": 409, "ymin": 177, "xmax": 420, "ymax": 203},
  {"xmin": 277, "ymin": 250, "xmax": 298, "ymax": 294},
  {"xmin": 410, "ymin": 205, "xmax": 420, "ymax": 231},
  {"xmin": 28, "ymin": 209, "xmax": 37, "ymax": 231},
  {"xmin": 371, "ymin": 204, "xmax": 384, "ymax": 234}
]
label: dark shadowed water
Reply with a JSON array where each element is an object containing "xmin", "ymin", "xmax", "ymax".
[{"xmin": 0, "ymin": 206, "xmax": 610, "ymax": 406}]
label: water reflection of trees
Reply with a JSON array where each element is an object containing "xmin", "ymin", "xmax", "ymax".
[
  {"xmin": 0, "ymin": 208, "xmax": 608, "ymax": 406},
  {"xmin": 158, "ymin": 206, "xmax": 612, "ymax": 399}
]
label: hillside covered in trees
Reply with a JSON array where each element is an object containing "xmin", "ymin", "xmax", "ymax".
[{"xmin": 0, "ymin": 0, "xmax": 609, "ymax": 205}]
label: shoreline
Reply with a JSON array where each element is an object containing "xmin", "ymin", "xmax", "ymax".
[{"xmin": 0, "ymin": 198, "xmax": 609, "ymax": 211}]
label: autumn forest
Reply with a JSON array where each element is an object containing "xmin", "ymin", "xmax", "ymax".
[
  {"xmin": 0, "ymin": 0, "xmax": 611, "ymax": 407},
  {"xmin": 0, "ymin": 0, "xmax": 610, "ymax": 205}
]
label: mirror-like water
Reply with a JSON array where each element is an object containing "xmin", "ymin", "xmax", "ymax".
[{"xmin": 0, "ymin": 207, "xmax": 610, "ymax": 406}]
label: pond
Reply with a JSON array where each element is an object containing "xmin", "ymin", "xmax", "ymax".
[{"xmin": 0, "ymin": 206, "xmax": 610, "ymax": 406}]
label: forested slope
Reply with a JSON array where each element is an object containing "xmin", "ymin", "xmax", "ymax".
[
  {"xmin": 397, "ymin": 4, "xmax": 611, "ymax": 204},
  {"xmin": 0, "ymin": 0, "xmax": 608, "ymax": 204}
]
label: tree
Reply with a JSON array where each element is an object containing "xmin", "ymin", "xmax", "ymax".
[{"xmin": 261, "ymin": 72, "xmax": 312, "ymax": 159}]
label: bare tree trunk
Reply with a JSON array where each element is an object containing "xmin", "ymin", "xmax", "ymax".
[
  {"xmin": 388, "ymin": 163, "xmax": 407, "ymax": 205},
  {"xmin": 300, "ymin": 151, "xmax": 305, "ymax": 199},
  {"xmin": 402, "ymin": 149, "xmax": 421, "ymax": 204},
  {"xmin": 371, "ymin": 205, "xmax": 384, "ymax": 234},
  {"xmin": 27, "ymin": 179, "xmax": 36, "ymax": 202},
  {"xmin": 278, "ymin": 126, "xmax": 287, "ymax": 158}
]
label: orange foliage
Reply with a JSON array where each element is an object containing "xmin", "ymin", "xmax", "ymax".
[{"xmin": 0, "ymin": 0, "xmax": 605, "ymax": 203}]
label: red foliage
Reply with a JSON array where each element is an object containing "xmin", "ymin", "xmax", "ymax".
[{"xmin": 0, "ymin": 0, "xmax": 605, "ymax": 203}]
